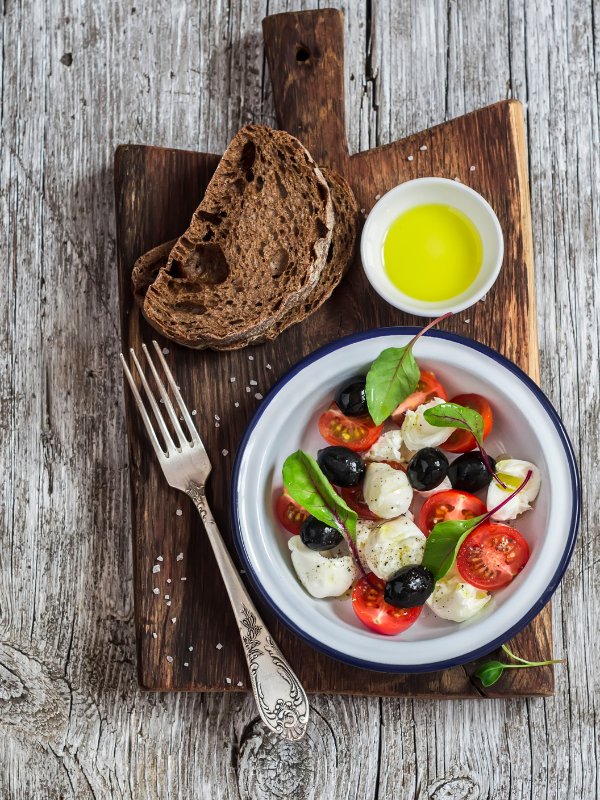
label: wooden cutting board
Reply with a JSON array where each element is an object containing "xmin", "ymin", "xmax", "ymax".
[{"xmin": 114, "ymin": 9, "xmax": 553, "ymax": 697}]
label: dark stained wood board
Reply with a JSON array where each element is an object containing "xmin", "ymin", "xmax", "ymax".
[{"xmin": 114, "ymin": 8, "xmax": 552, "ymax": 697}]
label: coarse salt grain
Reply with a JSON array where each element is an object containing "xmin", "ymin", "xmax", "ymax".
[
  {"xmin": 375, "ymin": 194, "xmax": 381, "ymax": 200},
  {"xmin": 152, "ymin": 564, "xmax": 160, "ymax": 573},
  {"xmin": 266, "ymin": 364, "xmax": 272, "ymax": 370},
  {"xmin": 420, "ymin": 144, "xmax": 428, "ymax": 151},
  {"xmin": 250, "ymin": 380, "xmax": 257, "ymax": 386},
  {"xmin": 162, "ymin": 347, "xmax": 169, "ymax": 355},
  {"xmin": 248, "ymin": 355, "xmax": 254, "ymax": 361},
  {"xmin": 230, "ymin": 376, "xmax": 236, "ymax": 382},
  {"xmin": 216, "ymin": 643, "xmax": 223, "ymax": 650},
  {"xmin": 470, "ymin": 165, "xmax": 476, "ymax": 171},
  {"xmin": 214, "ymin": 414, "xmax": 220, "ymax": 421},
  {"xmin": 152, "ymin": 632, "xmax": 157, "ymax": 639},
  {"xmin": 181, "ymin": 576, "xmax": 187, "ymax": 581},
  {"xmin": 166, "ymin": 578, "xmax": 172, "ymax": 584},
  {"xmin": 166, "ymin": 600, "xmax": 172, "ymax": 606},
  {"xmin": 255, "ymin": 393, "xmax": 263, "ymax": 400},
  {"xmin": 237, "ymin": 681, "xmax": 243, "ymax": 687},
  {"xmin": 171, "ymin": 617, "xmax": 177, "ymax": 624},
  {"xmin": 407, "ymin": 155, "xmax": 414, "ymax": 161},
  {"xmin": 454, "ymin": 177, "xmax": 461, "ymax": 182},
  {"xmin": 222, "ymin": 449, "xmax": 229, "ymax": 456},
  {"xmin": 166, "ymin": 655, "xmax": 173, "ymax": 663},
  {"xmin": 225, "ymin": 677, "xmax": 232, "ymax": 684},
  {"xmin": 165, "ymin": 594, "xmax": 170, "ymax": 600},
  {"xmin": 192, "ymin": 409, "xmax": 197, "ymax": 415},
  {"xmin": 152, "ymin": 587, "xmax": 160, "ymax": 595},
  {"xmin": 464, "ymin": 318, "xmax": 471, "ymax": 323},
  {"xmin": 177, "ymin": 552, "xmax": 184, "ymax": 561},
  {"xmin": 215, "ymin": 422, "xmax": 220, "ymax": 428},
  {"xmin": 360, "ymin": 208, "xmax": 365, "ymax": 213},
  {"xmin": 156, "ymin": 556, "xmax": 163, "ymax": 561},
  {"xmin": 189, "ymin": 646, "xmax": 194, "ymax": 652},
  {"xmin": 184, "ymin": 662, "xmax": 189, "ymax": 667},
  {"xmin": 234, "ymin": 402, "xmax": 240, "ymax": 408},
  {"xmin": 176, "ymin": 509, "xmax": 183, "ymax": 516},
  {"xmin": 245, "ymin": 386, "xmax": 251, "ymax": 393}
]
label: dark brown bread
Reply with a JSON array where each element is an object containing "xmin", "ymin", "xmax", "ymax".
[
  {"xmin": 140, "ymin": 125, "xmax": 334, "ymax": 349},
  {"xmin": 131, "ymin": 168, "xmax": 359, "ymax": 350}
]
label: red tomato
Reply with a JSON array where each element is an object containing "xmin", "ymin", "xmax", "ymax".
[
  {"xmin": 456, "ymin": 522, "xmax": 530, "ymax": 590},
  {"xmin": 391, "ymin": 370, "xmax": 448, "ymax": 424},
  {"xmin": 274, "ymin": 491, "xmax": 309, "ymax": 535},
  {"xmin": 318, "ymin": 404, "xmax": 382, "ymax": 452},
  {"xmin": 340, "ymin": 485, "xmax": 381, "ymax": 521},
  {"xmin": 352, "ymin": 575, "xmax": 422, "ymax": 635},
  {"xmin": 442, "ymin": 393, "xmax": 493, "ymax": 453},
  {"xmin": 418, "ymin": 490, "xmax": 487, "ymax": 535}
]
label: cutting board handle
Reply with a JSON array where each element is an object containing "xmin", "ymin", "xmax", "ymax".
[{"xmin": 262, "ymin": 9, "xmax": 349, "ymax": 169}]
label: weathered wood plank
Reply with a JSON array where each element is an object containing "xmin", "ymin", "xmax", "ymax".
[{"xmin": 0, "ymin": 0, "xmax": 598, "ymax": 798}]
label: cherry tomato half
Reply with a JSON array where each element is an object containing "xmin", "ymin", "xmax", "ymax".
[
  {"xmin": 274, "ymin": 491, "xmax": 309, "ymax": 535},
  {"xmin": 318, "ymin": 404, "xmax": 382, "ymax": 452},
  {"xmin": 456, "ymin": 522, "xmax": 530, "ymax": 590},
  {"xmin": 391, "ymin": 370, "xmax": 448, "ymax": 425},
  {"xmin": 352, "ymin": 574, "xmax": 422, "ymax": 635},
  {"xmin": 442, "ymin": 393, "xmax": 493, "ymax": 453},
  {"xmin": 418, "ymin": 489, "xmax": 487, "ymax": 536}
]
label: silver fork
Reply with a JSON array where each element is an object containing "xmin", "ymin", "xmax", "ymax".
[{"xmin": 121, "ymin": 341, "xmax": 309, "ymax": 741}]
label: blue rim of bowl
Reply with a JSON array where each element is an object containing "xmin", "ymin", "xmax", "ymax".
[{"xmin": 230, "ymin": 328, "xmax": 581, "ymax": 673}]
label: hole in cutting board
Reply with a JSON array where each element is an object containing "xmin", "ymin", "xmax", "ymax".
[{"xmin": 295, "ymin": 45, "xmax": 310, "ymax": 62}]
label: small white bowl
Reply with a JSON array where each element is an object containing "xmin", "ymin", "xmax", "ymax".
[{"xmin": 361, "ymin": 177, "xmax": 504, "ymax": 316}]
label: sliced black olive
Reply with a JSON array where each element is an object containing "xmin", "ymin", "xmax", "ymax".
[
  {"xmin": 448, "ymin": 452, "xmax": 496, "ymax": 492},
  {"xmin": 300, "ymin": 516, "xmax": 344, "ymax": 551},
  {"xmin": 317, "ymin": 446, "xmax": 365, "ymax": 487},
  {"xmin": 384, "ymin": 565, "xmax": 435, "ymax": 608},
  {"xmin": 406, "ymin": 447, "xmax": 449, "ymax": 491},
  {"xmin": 336, "ymin": 378, "xmax": 367, "ymax": 416}
]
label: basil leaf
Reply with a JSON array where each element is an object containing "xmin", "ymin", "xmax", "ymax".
[
  {"xmin": 282, "ymin": 450, "xmax": 357, "ymax": 540},
  {"xmin": 365, "ymin": 345, "xmax": 420, "ymax": 425},
  {"xmin": 423, "ymin": 402, "xmax": 484, "ymax": 446},
  {"xmin": 474, "ymin": 660, "xmax": 505, "ymax": 687},
  {"xmin": 421, "ymin": 514, "xmax": 485, "ymax": 581}
]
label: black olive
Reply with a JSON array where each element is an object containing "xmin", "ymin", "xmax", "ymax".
[
  {"xmin": 336, "ymin": 378, "xmax": 367, "ymax": 416},
  {"xmin": 384, "ymin": 565, "xmax": 435, "ymax": 608},
  {"xmin": 448, "ymin": 452, "xmax": 496, "ymax": 492},
  {"xmin": 300, "ymin": 516, "xmax": 343, "ymax": 551},
  {"xmin": 317, "ymin": 446, "xmax": 365, "ymax": 487},
  {"xmin": 406, "ymin": 447, "xmax": 449, "ymax": 491}
]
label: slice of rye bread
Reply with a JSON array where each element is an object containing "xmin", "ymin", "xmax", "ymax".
[
  {"xmin": 131, "ymin": 168, "xmax": 359, "ymax": 350},
  {"xmin": 139, "ymin": 124, "xmax": 334, "ymax": 350}
]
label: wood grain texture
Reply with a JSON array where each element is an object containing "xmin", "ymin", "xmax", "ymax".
[
  {"xmin": 116, "ymin": 9, "xmax": 550, "ymax": 697},
  {"xmin": 1, "ymin": 0, "xmax": 598, "ymax": 798}
]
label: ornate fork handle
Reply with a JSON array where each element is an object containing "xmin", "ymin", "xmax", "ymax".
[{"xmin": 186, "ymin": 482, "xmax": 309, "ymax": 741}]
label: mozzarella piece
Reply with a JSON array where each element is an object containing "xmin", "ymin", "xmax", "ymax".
[
  {"xmin": 355, "ymin": 516, "xmax": 426, "ymax": 580},
  {"xmin": 365, "ymin": 429, "xmax": 404, "ymax": 463},
  {"xmin": 426, "ymin": 566, "xmax": 491, "ymax": 622},
  {"xmin": 288, "ymin": 536, "xmax": 358, "ymax": 599},
  {"xmin": 486, "ymin": 459, "xmax": 541, "ymax": 521},
  {"xmin": 362, "ymin": 462, "xmax": 413, "ymax": 518},
  {"xmin": 416, "ymin": 475, "xmax": 453, "ymax": 498},
  {"xmin": 401, "ymin": 397, "xmax": 456, "ymax": 451}
]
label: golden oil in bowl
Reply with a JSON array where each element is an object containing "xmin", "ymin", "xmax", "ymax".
[{"xmin": 382, "ymin": 203, "xmax": 483, "ymax": 303}]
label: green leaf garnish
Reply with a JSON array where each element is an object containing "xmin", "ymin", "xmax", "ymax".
[
  {"xmin": 422, "ymin": 470, "xmax": 533, "ymax": 581},
  {"xmin": 365, "ymin": 313, "xmax": 451, "ymax": 425},
  {"xmin": 474, "ymin": 645, "xmax": 563, "ymax": 688},
  {"xmin": 423, "ymin": 401, "xmax": 506, "ymax": 488},
  {"xmin": 283, "ymin": 450, "xmax": 357, "ymax": 539}
]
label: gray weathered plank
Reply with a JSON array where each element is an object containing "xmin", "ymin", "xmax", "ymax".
[{"xmin": 0, "ymin": 0, "xmax": 598, "ymax": 798}]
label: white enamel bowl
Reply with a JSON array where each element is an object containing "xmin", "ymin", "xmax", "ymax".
[{"xmin": 231, "ymin": 330, "xmax": 580, "ymax": 672}]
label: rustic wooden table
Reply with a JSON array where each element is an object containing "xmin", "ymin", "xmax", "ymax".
[{"xmin": 1, "ymin": 1, "xmax": 597, "ymax": 797}]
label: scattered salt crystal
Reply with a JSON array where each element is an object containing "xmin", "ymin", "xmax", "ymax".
[
  {"xmin": 176, "ymin": 552, "xmax": 184, "ymax": 561},
  {"xmin": 189, "ymin": 646, "xmax": 194, "ymax": 652},
  {"xmin": 454, "ymin": 177, "xmax": 461, "ymax": 182},
  {"xmin": 230, "ymin": 376, "xmax": 236, "ymax": 382},
  {"xmin": 255, "ymin": 393, "xmax": 263, "ymax": 400},
  {"xmin": 152, "ymin": 587, "xmax": 160, "ymax": 595},
  {"xmin": 470, "ymin": 165, "xmax": 476, "ymax": 171},
  {"xmin": 216, "ymin": 643, "xmax": 223, "ymax": 650},
  {"xmin": 157, "ymin": 556, "xmax": 163, "ymax": 562},
  {"xmin": 464, "ymin": 318, "xmax": 471, "ymax": 323},
  {"xmin": 419, "ymin": 145, "xmax": 428, "ymax": 151},
  {"xmin": 166, "ymin": 600, "xmax": 172, "ymax": 606},
  {"xmin": 166, "ymin": 578, "xmax": 172, "ymax": 584},
  {"xmin": 215, "ymin": 422, "xmax": 220, "ymax": 428},
  {"xmin": 152, "ymin": 564, "xmax": 160, "ymax": 573},
  {"xmin": 375, "ymin": 194, "xmax": 381, "ymax": 200},
  {"xmin": 159, "ymin": 398, "xmax": 164, "ymax": 404},
  {"xmin": 214, "ymin": 414, "xmax": 220, "ymax": 421},
  {"xmin": 222, "ymin": 449, "xmax": 229, "ymax": 456},
  {"xmin": 237, "ymin": 681, "xmax": 243, "ymax": 687},
  {"xmin": 181, "ymin": 576, "xmax": 187, "ymax": 581},
  {"xmin": 234, "ymin": 402, "xmax": 240, "ymax": 408},
  {"xmin": 176, "ymin": 509, "xmax": 183, "ymax": 516},
  {"xmin": 250, "ymin": 380, "xmax": 257, "ymax": 386},
  {"xmin": 407, "ymin": 155, "xmax": 414, "ymax": 161},
  {"xmin": 162, "ymin": 347, "xmax": 169, "ymax": 355},
  {"xmin": 266, "ymin": 364, "xmax": 272, "ymax": 370},
  {"xmin": 245, "ymin": 386, "xmax": 251, "ymax": 393},
  {"xmin": 166, "ymin": 655, "xmax": 174, "ymax": 663},
  {"xmin": 184, "ymin": 662, "xmax": 189, "ymax": 667},
  {"xmin": 360, "ymin": 208, "xmax": 365, "ymax": 213},
  {"xmin": 192, "ymin": 409, "xmax": 197, "ymax": 415},
  {"xmin": 171, "ymin": 617, "xmax": 177, "ymax": 624},
  {"xmin": 225, "ymin": 677, "xmax": 232, "ymax": 684},
  {"xmin": 152, "ymin": 632, "xmax": 157, "ymax": 639},
  {"xmin": 248, "ymin": 355, "xmax": 254, "ymax": 361},
  {"xmin": 165, "ymin": 594, "xmax": 170, "ymax": 600}
]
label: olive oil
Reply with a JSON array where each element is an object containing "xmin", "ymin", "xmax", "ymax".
[{"xmin": 383, "ymin": 204, "xmax": 483, "ymax": 302}]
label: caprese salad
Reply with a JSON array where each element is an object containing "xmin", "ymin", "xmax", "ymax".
[{"xmin": 275, "ymin": 320, "xmax": 541, "ymax": 636}]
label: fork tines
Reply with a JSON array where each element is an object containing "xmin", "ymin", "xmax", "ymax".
[{"xmin": 120, "ymin": 341, "xmax": 201, "ymax": 460}]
